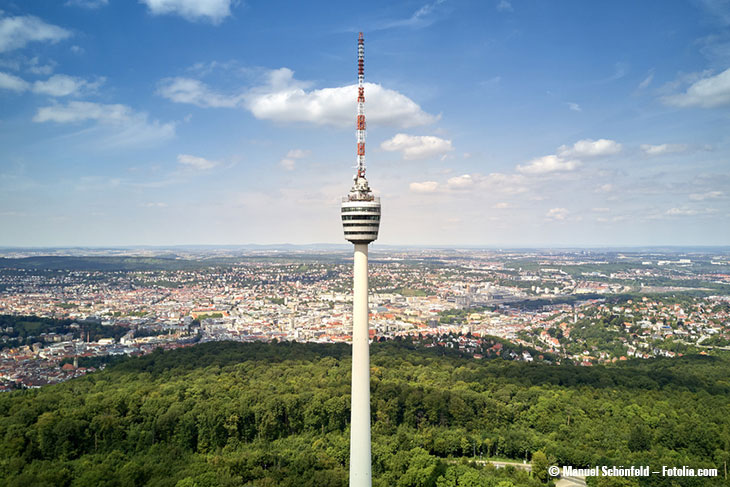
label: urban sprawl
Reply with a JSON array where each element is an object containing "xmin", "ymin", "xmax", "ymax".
[{"xmin": 1, "ymin": 248, "xmax": 729, "ymax": 389}]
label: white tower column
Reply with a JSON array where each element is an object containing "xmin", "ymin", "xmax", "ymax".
[{"xmin": 349, "ymin": 242, "xmax": 371, "ymax": 487}]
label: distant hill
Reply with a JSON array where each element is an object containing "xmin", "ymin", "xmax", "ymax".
[
  {"xmin": 0, "ymin": 341, "xmax": 727, "ymax": 486},
  {"xmin": 0, "ymin": 256, "xmax": 210, "ymax": 271},
  {"xmin": 0, "ymin": 253, "xmax": 355, "ymax": 271}
]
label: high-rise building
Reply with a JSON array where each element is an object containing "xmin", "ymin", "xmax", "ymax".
[{"xmin": 341, "ymin": 32, "xmax": 380, "ymax": 487}]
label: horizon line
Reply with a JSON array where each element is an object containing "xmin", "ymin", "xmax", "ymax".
[{"xmin": 1, "ymin": 243, "xmax": 729, "ymax": 251}]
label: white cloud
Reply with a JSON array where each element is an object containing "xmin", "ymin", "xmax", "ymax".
[
  {"xmin": 567, "ymin": 102, "xmax": 581, "ymax": 112},
  {"xmin": 666, "ymin": 207, "xmax": 698, "ymax": 216},
  {"xmin": 492, "ymin": 202, "xmax": 510, "ymax": 209},
  {"xmin": 280, "ymin": 159, "xmax": 296, "ymax": 171},
  {"xmin": 0, "ymin": 71, "xmax": 29, "ymax": 92},
  {"xmin": 33, "ymin": 101, "xmax": 175, "ymax": 146},
  {"xmin": 0, "ymin": 58, "xmax": 21, "ymax": 71},
  {"xmin": 27, "ymin": 56, "xmax": 55, "ymax": 75},
  {"xmin": 638, "ymin": 70, "xmax": 654, "ymax": 89},
  {"xmin": 0, "ymin": 15, "xmax": 72, "ymax": 53},
  {"xmin": 33, "ymin": 74, "xmax": 103, "ymax": 96},
  {"xmin": 246, "ymin": 69, "xmax": 437, "ymax": 128},
  {"xmin": 597, "ymin": 215, "xmax": 626, "ymax": 223},
  {"xmin": 697, "ymin": 0, "xmax": 730, "ymax": 25},
  {"xmin": 557, "ymin": 139, "xmax": 622, "ymax": 158},
  {"xmin": 286, "ymin": 149, "xmax": 310, "ymax": 159},
  {"xmin": 65, "ymin": 0, "xmax": 109, "ymax": 8},
  {"xmin": 412, "ymin": 173, "xmax": 527, "ymax": 195},
  {"xmin": 0, "ymin": 72, "xmax": 103, "ymax": 96},
  {"xmin": 517, "ymin": 155, "xmax": 581, "ymax": 175},
  {"xmin": 604, "ymin": 62, "xmax": 628, "ymax": 82},
  {"xmin": 34, "ymin": 101, "xmax": 129, "ymax": 123},
  {"xmin": 640, "ymin": 143, "xmax": 688, "ymax": 156},
  {"xmin": 408, "ymin": 181, "xmax": 439, "ymax": 193},
  {"xmin": 409, "ymin": 181, "xmax": 439, "ymax": 193},
  {"xmin": 480, "ymin": 172, "xmax": 528, "ymax": 194},
  {"xmin": 28, "ymin": 64, "xmax": 54, "ymax": 75},
  {"xmin": 663, "ymin": 68, "xmax": 730, "ymax": 108},
  {"xmin": 689, "ymin": 190, "xmax": 723, "ymax": 201},
  {"xmin": 659, "ymin": 69, "xmax": 713, "ymax": 94},
  {"xmin": 381, "ymin": 133, "xmax": 453, "ymax": 160},
  {"xmin": 447, "ymin": 174, "xmax": 474, "ymax": 189},
  {"xmin": 279, "ymin": 148, "xmax": 309, "ymax": 171},
  {"xmin": 158, "ymin": 68, "xmax": 437, "ymax": 129},
  {"xmin": 177, "ymin": 154, "xmax": 217, "ymax": 170},
  {"xmin": 496, "ymin": 0, "xmax": 513, "ymax": 12},
  {"xmin": 546, "ymin": 208, "xmax": 569, "ymax": 220},
  {"xmin": 377, "ymin": 0, "xmax": 448, "ymax": 30},
  {"xmin": 481, "ymin": 76, "xmax": 501, "ymax": 87},
  {"xmin": 140, "ymin": 0, "xmax": 234, "ymax": 24},
  {"xmin": 516, "ymin": 139, "xmax": 620, "ymax": 175},
  {"xmin": 157, "ymin": 77, "xmax": 245, "ymax": 107}
]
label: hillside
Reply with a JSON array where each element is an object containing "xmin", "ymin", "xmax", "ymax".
[{"xmin": 0, "ymin": 341, "xmax": 728, "ymax": 486}]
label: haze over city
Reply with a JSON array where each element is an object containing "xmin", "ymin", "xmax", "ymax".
[{"xmin": 1, "ymin": 0, "xmax": 729, "ymax": 247}]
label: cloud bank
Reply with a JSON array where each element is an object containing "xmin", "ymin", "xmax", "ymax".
[{"xmin": 158, "ymin": 68, "xmax": 437, "ymax": 129}]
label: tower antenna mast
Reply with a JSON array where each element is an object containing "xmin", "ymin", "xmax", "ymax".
[{"xmin": 356, "ymin": 32, "xmax": 366, "ymax": 180}]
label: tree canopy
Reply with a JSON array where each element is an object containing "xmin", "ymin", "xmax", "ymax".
[{"xmin": 0, "ymin": 340, "xmax": 727, "ymax": 486}]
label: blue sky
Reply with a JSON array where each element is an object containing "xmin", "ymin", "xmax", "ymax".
[{"xmin": 1, "ymin": 0, "xmax": 729, "ymax": 247}]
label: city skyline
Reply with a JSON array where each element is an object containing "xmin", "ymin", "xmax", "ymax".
[{"xmin": 1, "ymin": 0, "xmax": 729, "ymax": 247}]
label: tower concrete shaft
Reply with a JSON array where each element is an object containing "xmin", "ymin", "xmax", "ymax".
[{"xmin": 349, "ymin": 243, "xmax": 371, "ymax": 487}]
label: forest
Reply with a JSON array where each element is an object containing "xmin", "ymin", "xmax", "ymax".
[
  {"xmin": 0, "ymin": 315, "xmax": 129, "ymax": 350},
  {"xmin": 0, "ymin": 340, "xmax": 728, "ymax": 487}
]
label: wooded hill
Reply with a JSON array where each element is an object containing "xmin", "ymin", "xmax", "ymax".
[{"xmin": 0, "ymin": 340, "xmax": 727, "ymax": 486}]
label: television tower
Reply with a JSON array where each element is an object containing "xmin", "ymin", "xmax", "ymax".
[{"xmin": 342, "ymin": 32, "xmax": 380, "ymax": 487}]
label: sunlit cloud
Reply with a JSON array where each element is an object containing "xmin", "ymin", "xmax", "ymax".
[
  {"xmin": 177, "ymin": 154, "xmax": 218, "ymax": 170},
  {"xmin": 689, "ymin": 190, "xmax": 723, "ymax": 201},
  {"xmin": 0, "ymin": 14, "xmax": 72, "ymax": 52},
  {"xmin": 0, "ymin": 72, "xmax": 104, "ymax": 96},
  {"xmin": 158, "ymin": 68, "xmax": 438, "ymax": 129},
  {"xmin": 546, "ymin": 207, "xmax": 569, "ymax": 220},
  {"xmin": 517, "ymin": 155, "xmax": 581, "ymax": 175},
  {"xmin": 557, "ymin": 139, "xmax": 622, "ymax": 158},
  {"xmin": 640, "ymin": 143, "xmax": 688, "ymax": 156},
  {"xmin": 279, "ymin": 148, "xmax": 309, "ymax": 171},
  {"xmin": 663, "ymin": 68, "xmax": 730, "ymax": 108},
  {"xmin": 381, "ymin": 134, "xmax": 453, "ymax": 160},
  {"xmin": 33, "ymin": 101, "xmax": 175, "ymax": 146},
  {"xmin": 140, "ymin": 0, "xmax": 234, "ymax": 24},
  {"xmin": 409, "ymin": 181, "xmax": 439, "ymax": 193}
]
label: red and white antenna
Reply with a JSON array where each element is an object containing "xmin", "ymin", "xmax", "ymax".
[{"xmin": 356, "ymin": 32, "xmax": 366, "ymax": 179}]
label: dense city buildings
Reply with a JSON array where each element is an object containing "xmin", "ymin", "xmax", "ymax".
[{"xmin": 0, "ymin": 248, "xmax": 728, "ymax": 389}]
